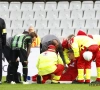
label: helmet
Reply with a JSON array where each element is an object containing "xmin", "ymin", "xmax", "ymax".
[{"xmin": 83, "ymin": 51, "xmax": 93, "ymax": 61}]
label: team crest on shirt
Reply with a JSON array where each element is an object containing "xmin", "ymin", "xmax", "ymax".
[{"xmin": 69, "ymin": 62, "xmax": 75, "ymax": 67}]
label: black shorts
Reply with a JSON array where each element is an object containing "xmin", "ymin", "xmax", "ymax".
[
  {"xmin": 2, "ymin": 46, "xmax": 11, "ymax": 62},
  {"xmin": 11, "ymin": 48, "xmax": 27, "ymax": 62}
]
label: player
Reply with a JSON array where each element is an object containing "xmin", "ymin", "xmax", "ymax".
[
  {"xmin": 0, "ymin": 18, "xmax": 7, "ymax": 84},
  {"xmin": 10, "ymin": 31, "xmax": 37, "ymax": 84},
  {"xmin": 60, "ymin": 49, "xmax": 78, "ymax": 82}
]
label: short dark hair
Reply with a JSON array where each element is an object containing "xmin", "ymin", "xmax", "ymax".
[
  {"xmin": 29, "ymin": 32, "xmax": 37, "ymax": 38},
  {"xmin": 67, "ymin": 34, "xmax": 75, "ymax": 40},
  {"xmin": 48, "ymin": 41, "xmax": 56, "ymax": 46},
  {"xmin": 67, "ymin": 48, "xmax": 74, "ymax": 53},
  {"xmin": 23, "ymin": 31, "xmax": 29, "ymax": 34}
]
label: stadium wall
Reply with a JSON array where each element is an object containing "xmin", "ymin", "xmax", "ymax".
[{"xmin": 0, "ymin": 0, "xmax": 98, "ymax": 3}]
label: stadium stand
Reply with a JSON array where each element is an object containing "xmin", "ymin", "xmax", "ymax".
[{"xmin": 0, "ymin": 0, "xmax": 100, "ymax": 40}]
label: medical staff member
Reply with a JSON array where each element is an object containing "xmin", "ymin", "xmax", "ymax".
[
  {"xmin": 36, "ymin": 45, "xmax": 64, "ymax": 84},
  {"xmin": 77, "ymin": 30, "xmax": 100, "ymax": 83},
  {"xmin": 67, "ymin": 35, "xmax": 99, "ymax": 83}
]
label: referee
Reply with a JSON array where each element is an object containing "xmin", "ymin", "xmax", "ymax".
[{"xmin": 0, "ymin": 18, "xmax": 7, "ymax": 84}]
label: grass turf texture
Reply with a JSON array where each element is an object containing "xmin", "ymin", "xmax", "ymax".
[{"xmin": 0, "ymin": 77, "xmax": 100, "ymax": 90}]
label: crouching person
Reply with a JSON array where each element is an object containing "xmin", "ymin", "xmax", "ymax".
[{"xmin": 36, "ymin": 45, "xmax": 64, "ymax": 84}]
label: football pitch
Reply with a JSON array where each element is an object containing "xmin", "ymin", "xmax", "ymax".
[{"xmin": 0, "ymin": 77, "xmax": 100, "ymax": 90}]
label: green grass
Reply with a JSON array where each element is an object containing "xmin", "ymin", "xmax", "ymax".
[{"xmin": 0, "ymin": 77, "xmax": 100, "ymax": 90}]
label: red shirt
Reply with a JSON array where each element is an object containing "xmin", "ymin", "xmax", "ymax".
[{"xmin": 60, "ymin": 60, "xmax": 78, "ymax": 81}]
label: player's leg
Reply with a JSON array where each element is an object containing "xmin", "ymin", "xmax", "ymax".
[
  {"xmin": 85, "ymin": 60, "xmax": 92, "ymax": 83},
  {"xmin": 51, "ymin": 64, "xmax": 64, "ymax": 83},
  {"xmin": 77, "ymin": 50, "xmax": 85, "ymax": 83},
  {"xmin": 0, "ymin": 49, "xmax": 2, "ymax": 84},
  {"xmin": 22, "ymin": 62, "xmax": 28, "ymax": 82},
  {"xmin": 19, "ymin": 49, "xmax": 28, "ymax": 83},
  {"xmin": 10, "ymin": 50, "xmax": 19, "ymax": 84}
]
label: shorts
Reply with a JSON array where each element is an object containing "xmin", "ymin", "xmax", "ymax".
[{"xmin": 11, "ymin": 48, "xmax": 27, "ymax": 62}]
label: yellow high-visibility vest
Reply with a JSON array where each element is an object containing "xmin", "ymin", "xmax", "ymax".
[{"xmin": 36, "ymin": 50, "xmax": 63, "ymax": 75}]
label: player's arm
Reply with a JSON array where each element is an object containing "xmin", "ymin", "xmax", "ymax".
[
  {"xmin": 27, "ymin": 38, "xmax": 32, "ymax": 57},
  {"xmin": 63, "ymin": 48, "xmax": 70, "ymax": 64},
  {"xmin": 2, "ymin": 19, "xmax": 7, "ymax": 47},
  {"xmin": 68, "ymin": 37, "xmax": 80, "ymax": 58},
  {"xmin": 58, "ymin": 44, "xmax": 66, "ymax": 64},
  {"xmin": 71, "ymin": 42, "xmax": 80, "ymax": 58},
  {"xmin": 27, "ymin": 43, "xmax": 31, "ymax": 57}
]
